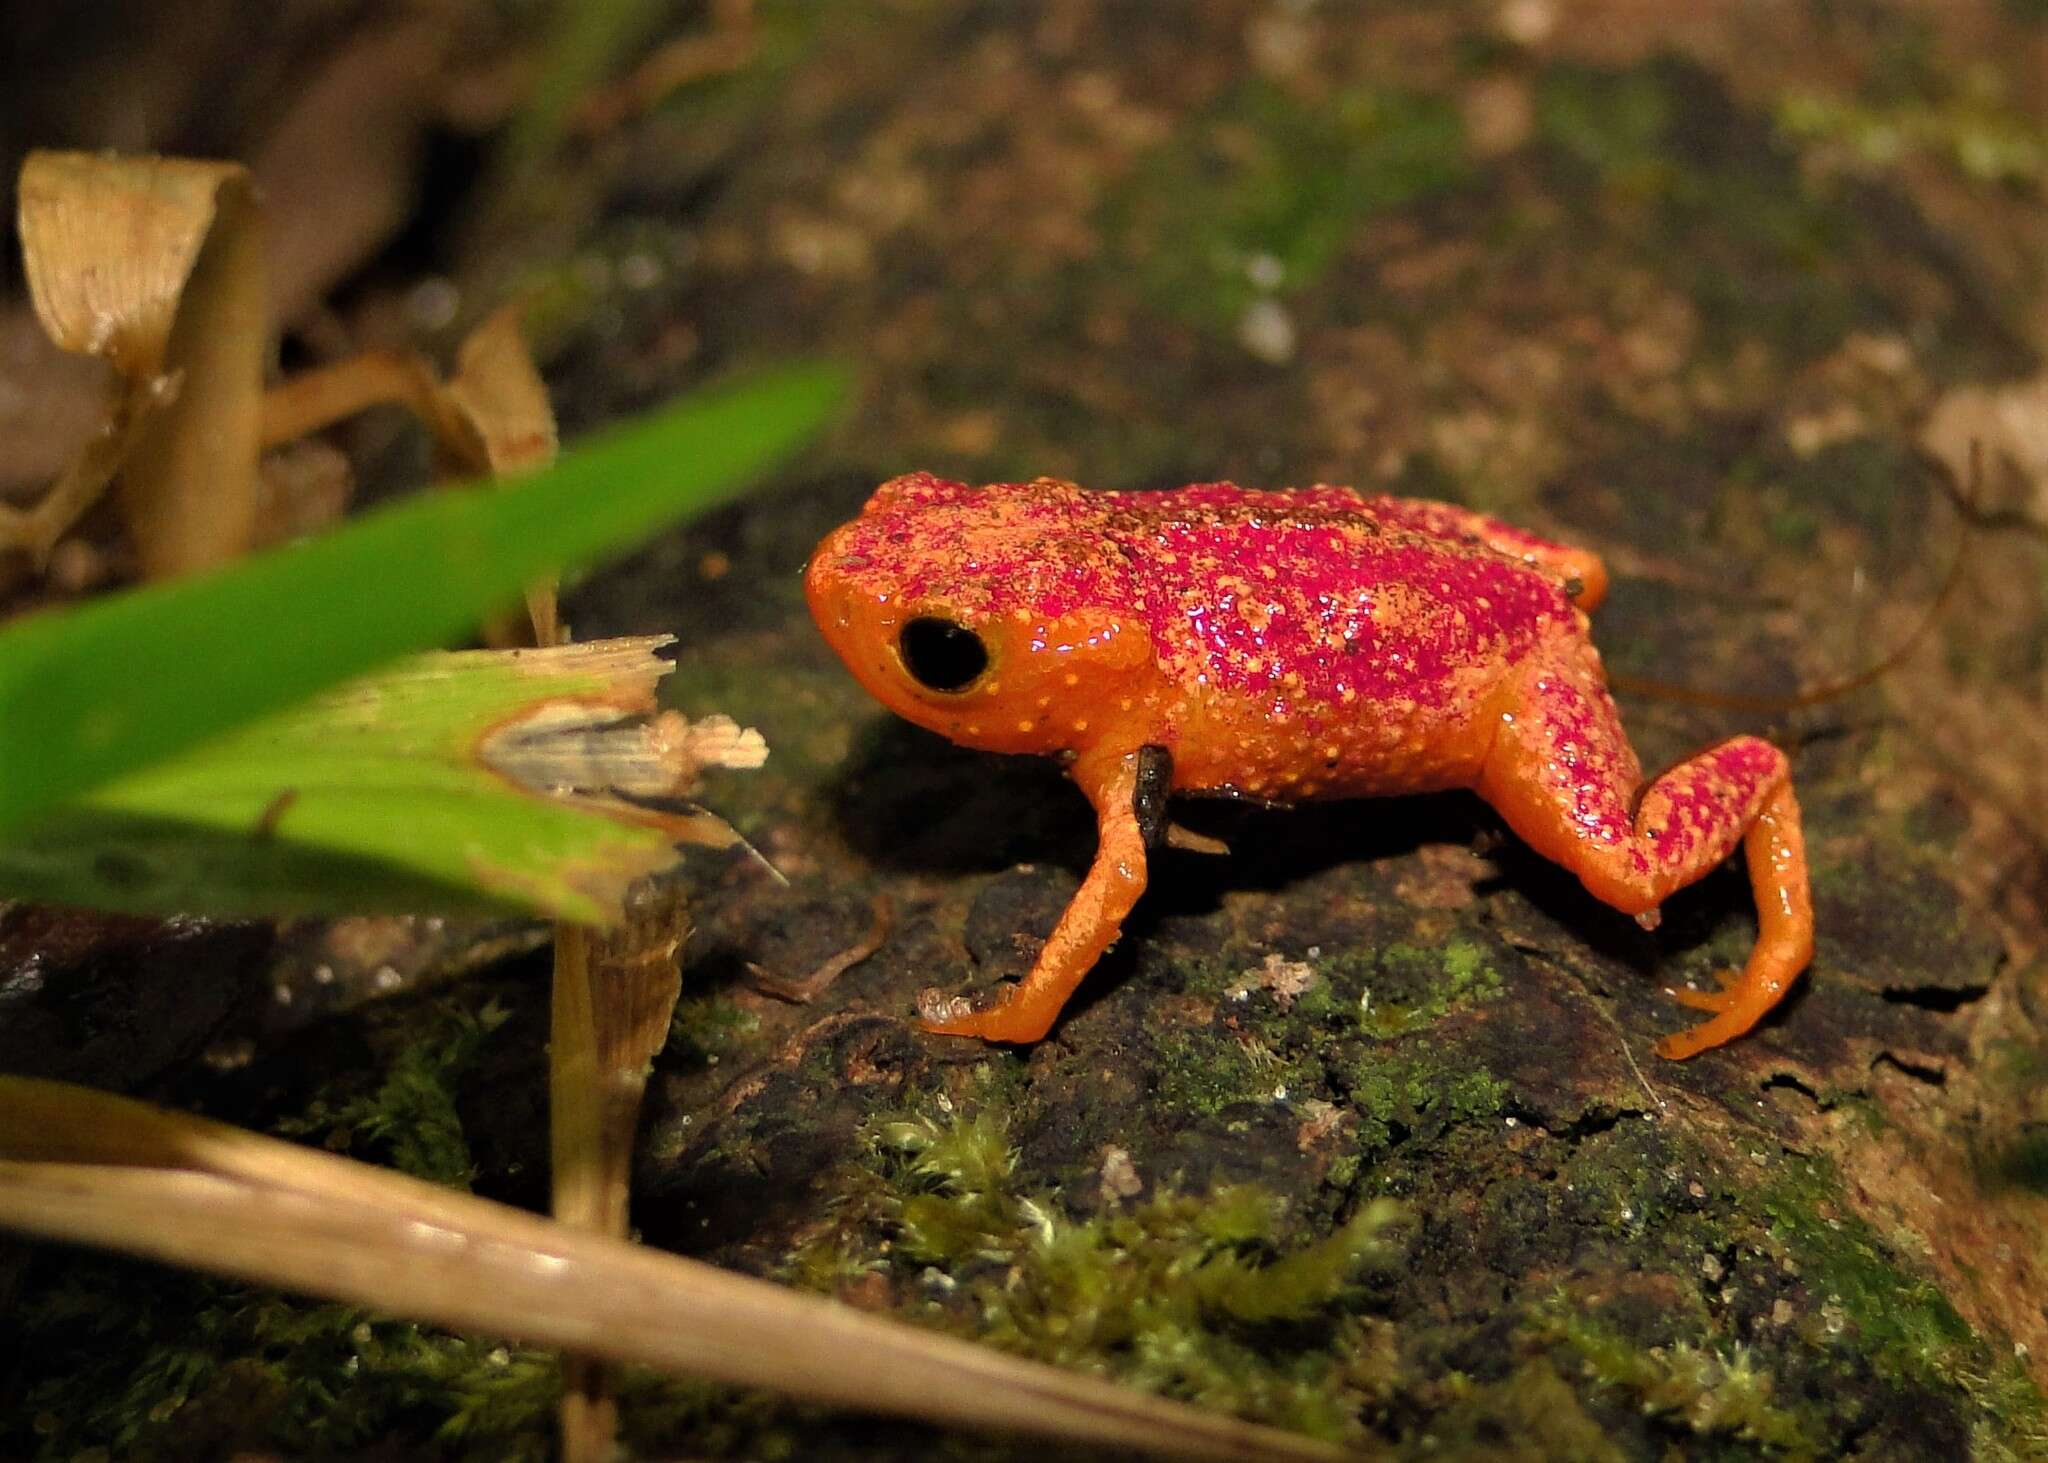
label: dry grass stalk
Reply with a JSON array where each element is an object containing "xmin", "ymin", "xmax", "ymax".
[
  {"xmin": 469, "ymin": 337, "xmax": 628, "ymax": 1461},
  {"xmin": 551, "ymin": 880, "xmax": 690, "ymax": 1460},
  {"xmin": 0, "ymin": 1077, "xmax": 1357, "ymax": 1462}
]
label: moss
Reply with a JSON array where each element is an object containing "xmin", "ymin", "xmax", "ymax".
[
  {"xmin": 1775, "ymin": 74, "xmax": 2045, "ymax": 185},
  {"xmin": 1535, "ymin": 59, "xmax": 1913, "ymax": 367},
  {"xmin": 1165, "ymin": 941, "xmax": 1515, "ymax": 1156},
  {"xmin": 1761, "ymin": 1159, "xmax": 2048, "ymax": 1449},
  {"xmin": 1209, "ymin": 940, "xmax": 1504, "ymax": 1047},
  {"xmin": 1529, "ymin": 1295, "xmax": 1818, "ymax": 1454},
  {"xmin": 1345, "ymin": 940, "xmax": 1504, "ymax": 1038},
  {"xmin": 791, "ymin": 1111, "xmax": 1404, "ymax": 1442},
  {"xmin": 872, "ymin": 1111, "xmax": 1024, "ymax": 1265},
  {"xmin": 1985, "ymin": 1037, "xmax": 2048, "ymax": 1091},
  {"xmin": 1104, "ymin": 79, "xmax": 1470, "ymax": 334},
  {"xmin": 1152, "ymin": 1027, "xmax": 1314, "ymax": 1119},
  {"xmin": 1343, "ymin": 1049, "xmax": 1507, "ymax": 1152},
  {"xmin": 274, "ymin": 996, "xmax": 509, "ymax": 1188},
  {"xmin": 1424, "ymin": 1359, "xmax": 1632, "ymax": 1463},
  {"xmin": 669, "ymin": 992, "xmax": 763, "ymax": 1065},
  {"xmin": 1537, "ymin": 64, "xmax": 1679, "ymax": 187},
  {"xmin": 1808, "ymin": 830, "xmax": 2005, "ymax": 998},
  {"xmin": 6, "ymin": 988, "xmax": 583, "ymax": 1459},
  {"xmin": 613, "ymin": 1373, "xmax": 805, "ymax": 1461},
  {"xmin": 7, "ymin": 1263, "xmax": 565, "ymax": 1462},
  {"xmin": 7, "ymin": 1258, "xmax": 820, "ymax": 1462},
  {"xmin": 1767, "ymin": 503, "xmax": 1823, "ymax": 550}
]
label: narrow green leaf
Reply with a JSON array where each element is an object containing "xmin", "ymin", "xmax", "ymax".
[
  {"xmin": 0, "ymin": 361, "xmax": 844, "ymax": 830},
  {"xmin": 0, "ymin": 640, "xmax": 733, "ymax": 923}
]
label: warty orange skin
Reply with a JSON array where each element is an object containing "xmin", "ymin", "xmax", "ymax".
[{"xmin": 806, "ymin": 472, "xmax": 1811, "ymax": 1060}]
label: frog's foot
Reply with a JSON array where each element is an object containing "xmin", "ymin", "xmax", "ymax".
[
  {"xmin": 1654, "ymin": 968, "xmax": 1786, "ymax": 1061},
  {"xmin": 1664, "ymin": 968, "xmax": 1743, "ymax": 1013},
  {"xmin": 915, "ymin": 985, "xmax": 1056, "ymax": 1044}
]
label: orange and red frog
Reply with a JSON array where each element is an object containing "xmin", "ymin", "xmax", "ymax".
[{"xmin": 806, "ymin": 473, "xmax": 1811, "ymax": 1060}]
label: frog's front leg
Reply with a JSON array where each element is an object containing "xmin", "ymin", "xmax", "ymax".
[
  {"xmin": 1474, "ymin": 643, "xmax": 1814, "ymax": 1060},
  {"xmin": 919, "ymin": 745, "xmax": 1151, "ymax": 1043}
]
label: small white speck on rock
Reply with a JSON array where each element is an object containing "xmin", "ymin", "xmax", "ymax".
[
  {"xmin": 1238, "ymin": 299, "xmax": 1297, "ymax": 364},
  {"xmin": 1098, "ymin": 1145, "xmax": 1143, "ymax": 1203}
]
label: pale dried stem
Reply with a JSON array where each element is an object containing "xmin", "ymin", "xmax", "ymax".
[
  {"xmin": 0, "ymin": 1079, "xmax": 1354, "ymax": 1461},
  {"xmin": 550, "ymin": 923, "xmax": 614, "ymax": 1460},
  {"xmin": 552, "ymin": 880, "xmax": 689, "ymax": 1460},
  {"xmin": 0, "ymin": 376, "xmax": 165, "ymax": 568},
  {"xmin": 115, "ymin": 172, "xmax": 267, "ymax": 576},
  {"xmin": 259, "ymin": 350, "xmax": 482, "ymax": 463}
]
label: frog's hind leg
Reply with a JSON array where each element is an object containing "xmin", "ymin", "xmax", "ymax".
[{"xmin": 1474, "ymin": 645, "xmax": 1813, "ymax": 1059}]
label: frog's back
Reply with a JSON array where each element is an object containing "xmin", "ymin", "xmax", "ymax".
[{"xmin": 1088, "ymin": 483, "xmax": 1582, "ymax": 796}]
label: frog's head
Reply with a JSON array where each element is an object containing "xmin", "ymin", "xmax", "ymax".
[{"xmin": 806, "ymin": 473, "xmax": 1157, "ymax": 756}]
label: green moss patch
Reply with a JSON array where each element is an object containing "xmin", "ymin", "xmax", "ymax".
[
  {"xmin": 790, "ymin": 1110, "xmax": 1404, "ymax": 1442},
  {"xmin": 8, "ymin": 1267, "xmax": 564, "ymax": 1463},
  {"xmin": 1343, "ymin": 940, "xmax": 1505, "ymax": 1038},
  {"xmin": 1105, "ymin": 80, "xmax": 1470, "ymax": 334},
  {"xmin": 1762, "ymin": 1160, "xmax": 2048, "ymax": 1455},
  {"xmin": 1343, "ymin": 1049, "xmax": 1508, "ymax": 1153},
  {"xmin": 1529, "ymin": 1294, "xmax": 1817, "ymax": 1453},
  {"xmin": 273, "ymin": 995, "xmax": 510, "ymax": 1189}
]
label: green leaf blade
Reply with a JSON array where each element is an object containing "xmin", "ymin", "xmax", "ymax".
[
  {"xmin": 0, "ymin": 641, "xmax": 733, "ymax": 922},
  {"xmin": 0, "ymin": 360, "xmax": 844, "ymax": 830}
]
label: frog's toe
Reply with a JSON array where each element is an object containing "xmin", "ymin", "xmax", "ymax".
[
  {"xmin": 1654, "ymin": 971, "xmax": 1774, "ymax": 1059},
  {"xmin": 1663, "ymin": 969, "xmax": 1742, "ymax": 1013},
  {"xmin": 1655, "ymin": 1007, "xmax": 1760, "ymax": 1060},
  {"xmin": 915, "ymin": 986, "xmax": 1054, "ymax": 1043},
  {"xmin": 915, "ymin": 986, "xmax": 988, "ymax": 1035}
]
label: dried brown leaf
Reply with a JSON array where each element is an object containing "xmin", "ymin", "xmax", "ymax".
[
  {"xmin": 446, "ymin": 302, "xmax": 563, "ymax": 644},
  {"xmin": 17, "ymin": 150, "xmax": 268, "ymax": 576},
  {"xmin": 448, "ymin": 302, "xmax": 560, "ymax": 475},
  {"xmin": 19, "ymin": 152, "xmax": 240, "ymax": 377}
]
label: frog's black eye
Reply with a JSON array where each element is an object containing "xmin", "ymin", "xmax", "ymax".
[{"xmin": 899, "ymin": 616, "xmax": 988, "ymax": 693}]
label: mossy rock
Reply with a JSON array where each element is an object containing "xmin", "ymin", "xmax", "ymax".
[{"xmin": 10, "ymin": 3, "xmax": 2048, "ymax": 1459}]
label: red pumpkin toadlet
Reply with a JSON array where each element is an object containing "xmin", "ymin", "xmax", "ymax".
[{"xmin": 806, "ymin": 473, "xmax": 1811, "ymax": 1060}]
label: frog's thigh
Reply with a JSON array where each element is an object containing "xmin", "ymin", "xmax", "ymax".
[
  {"xmin": 1475, "ymin": 649, "xmax": 1814, "ymax": 1056},
  {"xmin": 1473, "ymin": 648, "xmax": 1648, "ymax": 904}
]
